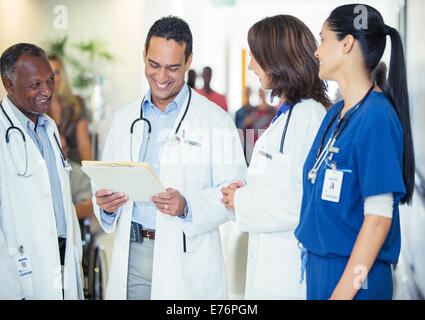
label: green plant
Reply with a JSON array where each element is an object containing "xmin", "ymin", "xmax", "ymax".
[{"xmin": 45, "ymin": 35, "xmax": 115, "ymax": 91}]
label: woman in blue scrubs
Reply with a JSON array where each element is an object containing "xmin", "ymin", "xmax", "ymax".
[{"xmin": 294, "ymin": 4, "xmax": 415, "ymax": 300}]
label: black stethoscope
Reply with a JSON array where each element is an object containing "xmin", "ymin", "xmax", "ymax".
[
  {"xmin": 307, "ymin": 85, "xmax": 375, "ymax": 184},
  {"xmin": 0, "ymin": 102, "xmax": 70, "ymax": 176},
  {"xmin": 279, "ymin": 105, "xmax": 294, "ymax": 153},
  {"xmin": 129, "ymin": 87, "xmax": 192, "ymax": 161},
  {"xmin": 259, "ymin": 103, "xmax": 294, "ymax": 160}
]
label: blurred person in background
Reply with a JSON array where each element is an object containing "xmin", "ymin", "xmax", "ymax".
[
  {"xmin": 235, "ymin": 86, "xmax": 254, "ymax": 129},
  {"xmin": 243, "ymin": 89, "xmax": 276, "ymax": 144},
  {"xmin": 242, "ymin": 89, "xmax": 276, "ymax": 163},
  {"xmin": 196, "ymin": 66, "xmax": 228, "ymax": 112},
  {"xmin": 48, "ymin": 54, "xmax": 92, "ymax": 162},
  {"xmin": 59, "ymin": 134, "xmax": 94, "ymax": 222},
  {"xmin": 187, "ymin": 68, "xmax": 196, "ymax": 88},
  {"xmin": 235, "ymin": 86, "xmax": 254, "ymax": 163},
  {"xmin": 372, "ymin": 61, "xmax": 387, "ymax": 91}
]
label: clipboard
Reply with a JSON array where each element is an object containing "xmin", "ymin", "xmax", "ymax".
[{"xmin": 81, "ymin": 161, "xmax": 165, "ymax": 201}]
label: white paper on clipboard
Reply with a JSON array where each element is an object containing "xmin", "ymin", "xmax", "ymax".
[{"xmin": 81, "ymin": 161, "xmax": 165, "ymax": 201}]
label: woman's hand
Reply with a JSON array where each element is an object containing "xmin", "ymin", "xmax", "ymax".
[{"xmin": 221, "ymin": 180, "xmax": 245, "ymax": 210}]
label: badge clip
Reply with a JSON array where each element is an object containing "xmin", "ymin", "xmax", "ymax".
[{"xmin": 328, "ymin": 146, "xmax": 339, "ymax": 154}]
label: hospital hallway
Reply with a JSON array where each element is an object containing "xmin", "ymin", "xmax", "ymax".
[{"xmin": 1, "ymin": 0, "xmax": 425, "ymax": 301}]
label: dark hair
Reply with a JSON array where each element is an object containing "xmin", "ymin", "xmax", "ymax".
[
  {"xmin": 248, "ymin": 15, "xmax": 331, "ymax": 109},
  {"xmin": 1, "ymin": 43, "xmax": 47, "ymax": 82},
  {"xmin": 372, "ymin": 61, "xmax": 387, "ymax": 90},
  {"xmin": 145, "ymin": 16, "xmax": 192, "ymax": 62},
  {"xmin": 326, "ymin": 4, "xmax": 414, "ymax": 204}
]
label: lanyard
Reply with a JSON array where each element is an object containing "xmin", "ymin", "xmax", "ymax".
[
  {"xmin": 308, "ymin": 85, "xmax": 374, "ymax": 184},
  {"xmin": 315, "ymin": 85, "xmax": 374, "ymax": 162}
]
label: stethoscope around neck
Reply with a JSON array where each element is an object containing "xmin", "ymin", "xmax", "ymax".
[
  {"xmin": 278, "ymin": 105, "xmax": 294, "ymax": 154},
  {"xmin": 129, "ymin": 87, "xmax": 192, "ymax": 161},
  {"xmin": 307, "ymin": 85, "xmax": 374, "ymax": 184},
  {"xmin": 259, "ymin": 103, "xmax": 294, "ymax": 160},
  {"xmin": 0, "ymin": 102, "xmax": 70, "ymax": 176}
]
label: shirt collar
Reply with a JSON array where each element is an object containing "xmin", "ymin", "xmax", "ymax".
[
  {"xmin": 143, "ymin": 83, "xmax": 189, "ymax": 114},
  {"xmin": 272, "ymin": 101, "xmax": 292, "ymax": 123}
]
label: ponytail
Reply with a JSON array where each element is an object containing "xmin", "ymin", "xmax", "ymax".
[{"xmin": 384, "ymin": 26, "xmax": 415, "ymax": 204}]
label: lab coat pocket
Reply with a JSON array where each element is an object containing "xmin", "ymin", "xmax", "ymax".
[
  {"xmin": 181, "ymin": 140, "xmax": 201, "ymax": 165},
  {"xmin": 248, "ymin": 148, "xmax": 269, "ymax": 177},
  {"xmin": 269, "ymin": 152, "xmax": 299, "ymax": 201},
  {"xmin": 270, "ymin": 152, "xmax": 291, "ymax": 176},
  {"xmin": 182, "ymin": 231, "xmax": 221, "ymax": 275},
  {"xmin": 181, "ymin": 137, "xmax": 208, "ymax": 167},
  {"xmin": 254, "ymin": 233, "xmax": 305, "ymax": 299}
]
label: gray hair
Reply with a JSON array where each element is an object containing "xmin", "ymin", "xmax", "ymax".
[{"xmin": 0, "ymin": 43, "xmax": 48, "ymax": 84}]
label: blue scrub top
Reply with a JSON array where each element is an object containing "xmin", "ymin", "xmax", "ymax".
[{"xmin": 294, "ymin": 91, "xmax": 406, "ymax": 264}]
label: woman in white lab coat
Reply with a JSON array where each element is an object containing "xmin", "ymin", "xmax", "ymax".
[
  {"xmin": 93, "ymin": 90, "xmax": 246, "ymax": 299},
  {"xmin": 221, "ymin": 15, "xmax": 331, "ymax": 299},
  {"xmin": 0, "ymin": 97, "xmax": 83, "ymax": 300}
]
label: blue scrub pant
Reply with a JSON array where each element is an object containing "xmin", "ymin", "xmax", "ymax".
[{"xmin": 306, "ymin": 252, "xmax": 393, "ymax": 300}]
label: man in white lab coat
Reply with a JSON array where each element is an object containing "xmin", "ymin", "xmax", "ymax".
[
  {"xmin": 0, "ymin": 43, "xmax": 83, "ymax": 299},
  {"xmin": 93, "ymin": 16, "xmax": 246, "ymax": 299}
]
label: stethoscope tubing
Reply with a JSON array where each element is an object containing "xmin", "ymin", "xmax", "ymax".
[
  {"xmin": 308, "ymin": 85, "xmax": 375, "ymax": 184},
  {"xmin": 129, "ymin": 87, "xmax": 192, "ymax": 161},
  {"xmin": 0, "ymin": 102, "xmax": 70, "ymax": 175},
  {"xmin": 279, "ymin": 105, "xmax": 294, "ymax": 154}
]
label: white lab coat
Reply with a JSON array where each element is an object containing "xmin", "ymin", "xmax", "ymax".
[
  {"xmin": 93, "ymin": 90, "xmax": 246, "ymax": 299},
  {"xmin": 0, "ymin": 97, "xmax": 83, "ymax": 300},
  {"xmin": 234, "ymin": 98, "xmax": 326, "ymax": 299}
]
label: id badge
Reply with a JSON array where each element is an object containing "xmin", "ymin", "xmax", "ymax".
[
  {"xmin": 15, "ymin": 246, "xmax": 33, "ymax": 278},
  {"xmin": 321, "ymin": 169, "xmax": 343, "ymax": 203}
]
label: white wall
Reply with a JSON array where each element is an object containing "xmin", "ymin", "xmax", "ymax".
[
  {"xmin": 400, "ymin": 0, "xmax": 425, "ymax": 297},
  {"xmin": 407, "ymin": 0, "xmax": 425, "ymax": 175}
]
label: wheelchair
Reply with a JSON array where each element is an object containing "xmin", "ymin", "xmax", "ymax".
[{"xmin": 79, "ymin": 218, "xmax": 109, "ymax": 300}]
